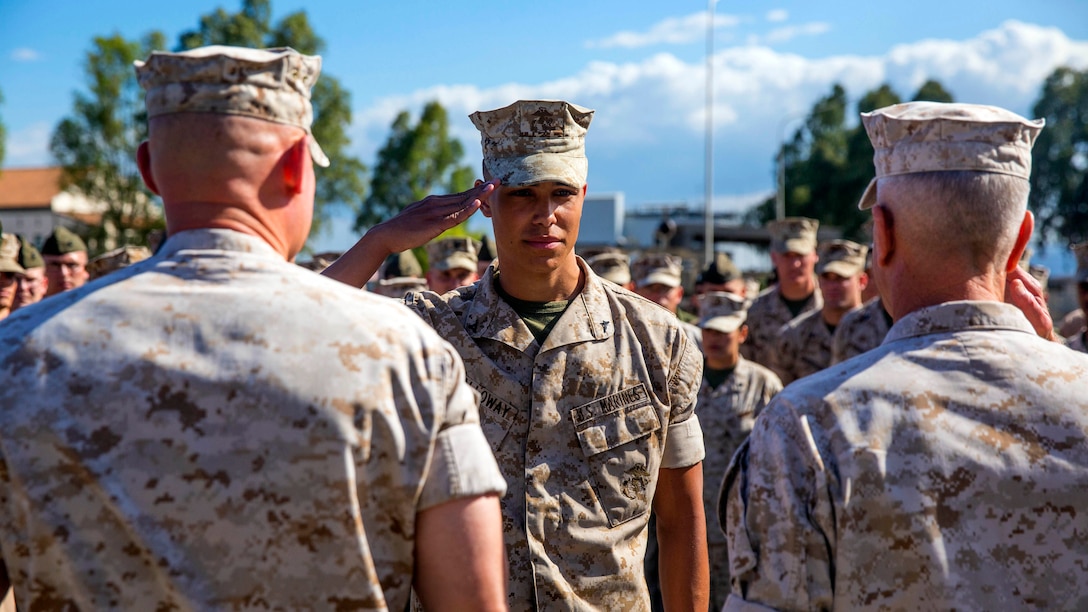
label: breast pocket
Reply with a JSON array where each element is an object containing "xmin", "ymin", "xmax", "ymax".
[{"xmin": 570, "ymin": 384, "xmax": 662, "ymax": 527}]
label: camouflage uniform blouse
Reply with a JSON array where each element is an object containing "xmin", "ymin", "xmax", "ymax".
[
  {"xmin": 405, "ymin": 257, "xmax": 704, "ymax": 611},
  {"xmin": 721, "ymin": 301, "xmax": 1088, "ymax": 611},
  {"xmin": 830, "ymin": 297, "xmax": 891, "ymax": 364},
  {"xmin": 774, "ymin": 308, "xmax": 842, "ymax": 385},
  {"xmin": 0, "ymin": 229, "xmax": 505, "ymax": 611},
  {"xmin": 741, "ymin": 284, "xmax": 821, "ymax": 377},
  {"xmin": 696, "ymin": 358, "xmax": 781, "ymax": 612}
]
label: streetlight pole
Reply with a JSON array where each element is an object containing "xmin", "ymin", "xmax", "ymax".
[{"xmin": 703, "ymin": 0, "xmax": 715, "ymax": 263}]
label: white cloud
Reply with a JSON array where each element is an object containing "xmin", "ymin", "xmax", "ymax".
[
  {"xmin": 4, "ymin": 122, "xmax": 52, "ymax": 167},
  {"xmin": 10, "ymin": 48, "xmax": 41, "ymax": 62},
  {"xmin": 587, "ymin": 11, "xmax": 742, "ymax": 49},
  {"xmin": 761, "ymin": 22, "xmax": 832, "ymax": 44},
  {"xmin": 348, "ymin": 20, "xmax": 1088, "ymax": 208},
  {"xmin": 766, "ymin": 9, "xmax": 789, "ymax": 23}
]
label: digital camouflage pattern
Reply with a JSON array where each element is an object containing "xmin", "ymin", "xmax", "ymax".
[
  {"xmin": 135, "ymin": 46, "xmax": 330, "ymax": 167},
  {"xmin": 741, "ymin": 285, "xmax": 821, "ymax": 378},
  {"xmin": 405, "ymin": 258, "xmax": 704, "ymax": 611},
  {"xmin": 0, "ymin": 229, "xmax": 505, "ymax": 611},
  {"xmin": 425, "ymin": 236, "xmax": 479, "ymax": 272},
  {"xmin": 831, "ymin": 297, "xmax": 892, "ymax": 364},
  {"xmin": 815, "ymin": 240, "xmax": 867, "ymax": 277},
  {"xmin": 722, "ymin": 301, "xmax": 1088, "ymax": 611},
  {"xmin": 469, "ymin": 100, "xmax": 593, "ymax": 188},
  {"xmin": 774, "ymin": 307, "xmax": 845, "ymax": 385},
  {"xmin": 86, "ymin": 244, "xmax": 152, "ymax": 280},
  {"xmin": 767, "ymin": 217, "xmax": 818, "ymax": 255},
  {"xmin": 0, "ymin": 234, "xmax": 24, "ymax": 275},
  {"xmin": 696, "ymin": 357, "xmax": 781, "ymax": 612},
  {"xmin": 858, "ymin": 102, "xmax": 1043, "ymax": 209}
]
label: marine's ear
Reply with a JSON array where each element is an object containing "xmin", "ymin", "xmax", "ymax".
[{"xmin": 136, "ymin": 141, "xmax": 160, "ymax": 195}]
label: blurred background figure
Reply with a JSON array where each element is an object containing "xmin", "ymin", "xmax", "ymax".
[
  {"xmin": 12, "ymin": 235, "xmax": 47, "ymax": 311},
  {"xmin": 86, "ymin": 245, "xmax": 152, "ymax": 281},
  {"xmin": 41, "ymin": 226, "xmax": 90, "ymax": 298},
  {"xmin": 0, "ymin": 233, "xmax": 26, "ymax": 322},
  {"xmin": 425, "ymin": 236, "xmax": 479, "ymax": 295},
  {"xmin": 693, "ymin": 251, "xmax": 747, "ymax": 315},
  {"xmin": 372, "ymin": 249, "xmax": 428, "ymax": 298},
  {"xmin": 586, "ymin": 251, "xmax": 632, "ymax": 289},
  {"xmin": 476, "ymin": 234, "xmax": 496, "ymax": 278}
]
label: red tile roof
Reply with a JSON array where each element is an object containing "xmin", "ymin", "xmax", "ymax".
[{"xmin": 0, "ymin": 167, "xmax": 64, "ymax": 210}]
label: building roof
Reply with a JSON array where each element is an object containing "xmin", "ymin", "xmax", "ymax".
[{"xmin": 0, "ymin": 167, "xmax": 64, "ymax": 210}]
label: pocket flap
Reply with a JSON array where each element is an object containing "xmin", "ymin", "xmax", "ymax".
[{"xmin": 571, "ymin": 385, "xmax": 661, "ymax": 456}]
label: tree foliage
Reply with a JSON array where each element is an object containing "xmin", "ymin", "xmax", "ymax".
[
  {"xmin": 175, "ymin": 0, "xmax": 367, "ymax": 238},
  {"xmin": 747, "ymin": 80, "xmax": 955, "ymax": 241},
  {"xmin": 356, "ymin": 100, "xmax": 473, "ymax": 230},
  {"xmin": 1029, "ymin": 66, "xmax": 1088, "ymax": 246},
  {"xmin": 50, "ymin": 33, "xmax": 167, "ymax": 254}
]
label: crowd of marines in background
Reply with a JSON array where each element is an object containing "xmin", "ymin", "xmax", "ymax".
[{"xmin": 1, "ymin": 43, "xmax": 1088, "ymax": 612}]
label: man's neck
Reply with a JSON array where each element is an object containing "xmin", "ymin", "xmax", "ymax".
[
  {"xmin": 705, "ymin": 356, "xmax": 739, "ymax": 370},
  {"xmin": 779, "ymin": 277, "xmax": 815, "ymax": 301},
  {"xmin": 496, "ymin": 257, "xmax": 584, "ymax": 302},
  {"xmin": 821, "ymin": 303, "xmax": 859, "ymax": 326}
]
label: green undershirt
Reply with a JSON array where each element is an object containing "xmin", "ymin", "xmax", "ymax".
[
  {"xmin": 495, "ymin": 276, "xmax": 571, "ymax": 344},
  {"xmin": 781, "ymin": 292, "xmax": 813, "ymax": 318},
  {"xmin": 704, "ymin": 363, "xmax": 736, "ymax": 390}
]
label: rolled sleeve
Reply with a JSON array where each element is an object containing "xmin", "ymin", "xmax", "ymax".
[
  {"xmin": 661, "ymin": 413, "xmax": 704, "ymax": 469},
  {"xmin": 418, "ymin": 422, "xmax": 506, "ymax": 510}
]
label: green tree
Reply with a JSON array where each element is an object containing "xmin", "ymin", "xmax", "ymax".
[
  {"xmin": 50, "ymin": 33, "xmax": 167, "ymax": 254},
  {"xmin": 357, "ymin": 100, "xmax": 473, "ymax": 230},
  {"xmin": 176, "ymin": 0, "xmax": 367, "ymax": 238},
  {"xmin": 1029, "ymin": 66, "xmax": 1088, "ymax": 245},
  {"xmin": 749, "ymin": 81, "xmax": 954, "ymax": 241},
  {"xmin": 912, "ymin": 79, "xmax": 955, "ymax": 103}
]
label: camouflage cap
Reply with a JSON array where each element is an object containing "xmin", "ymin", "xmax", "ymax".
[
  {"xmin": 631, "ymin": 252, "xmax": 682, "ymax": 288},
  {"xmin": 1028, "ymin": 264, "xmax": 1050, "ymax": 288},
  {"xmin": 16, "ymin": 235, "xmax": 44, "ymax": 270},
  {"xmin": 816, "ymin": 239, "xmax": 868, "ymax": 277},
  {"xmin": 86, "ymin": 245, "xmax": 152, "ymax": 280},
  {"xmin": 373, "ymin": 277, "xmax": 429, "ymax": 298},
  {"xmin": 135, "ymin": 45, "xmax": 329, "ymax": 167},
  {"xmin": 41, "ymin": 226, "xmax": 87, "ymax": 256},
  {"xmin": 587, "ymin": 251, "xmax": 631, "ymax": 286},
  {"xmin": 469, "ymin": 100, "xmax": 593, "ymax": 187},
  {"xmin": 698, "ymin": 291, "xmax": 750, "ymax": 334},
  {"xmin": 381, "ymin": 250, "xmax": 423, "ymax": 280},
  {"xmin": 0, "ymin": 234, "xmax": 26, "ymax": 275},
  {"xmin": 426, "ymin": 237, "xmax": 479, "ymax": 273},
  {"xmin": 858, "ymin": 102, "xmax": 1044, "ymax": 210},
  {"xmin": 1074, "ymin": 242, "xmax": 1088, "ymax": 283},
  {"xmin": 767, "ymin": 217, "xmax": 818, "ymax": 255},
  {"xmin": 696, "ymin": 251, "xmax": 741, "ymax": 285}
]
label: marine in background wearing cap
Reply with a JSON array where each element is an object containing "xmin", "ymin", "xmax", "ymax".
[
  {"xmin": 742, "ymin": 217, "xmax": 822, "ymax": 376},
  {"xmin": 830, "ymin": 245, "xmax": 893, "ymax": 365},
  {"xmin": 693, "ymin": 292, "xmax": 781, "ymax": 612},
  {"xmin": 0, "ymin": 232, "xmax": 25, "ymax": 322},
  {"xmin": 372, "ymin": 249, "xmax": 429, "ymax": 298},
  {"xmin": 721, "ymin": 102, "xmax": 1088, "ymax": 610},
  {"xmin": 325, "ymin": 100, "xmax": 709, "ymax": 611},
  {"xmin": 85, "ymin": 244, "xmax": 152, "ymax": 281},
  {"xmin": 1065, "ymin": 242, "xmax": 1088, "ymax": 353},
  {"xmin": 0, "ymin": 46, "xmax": 507, "ymax": 612},
  {"xmin": 11, "ymin": 235, "xmax": 48, "ymax": 311},
  {"xmin": 425, "ymin": 236, "xmax": 480, "ymax": 295},
  {"xmin": 40, "ymin": 225, "xmax": 90, "ymax": 297},
  {"xmin": 694, "ymin": 251, "xmax": 747, "ymax": 311},
  {"xmin": 586, "ymin": 250, "xmax": 633, "ymax": 290},
  {"xmin": 775, "ymin": 239, "xmax": 869, "ymax": 384},
  {"xmin": 631, "ymin": 251, "xmax": 703, "ymax": 347}
]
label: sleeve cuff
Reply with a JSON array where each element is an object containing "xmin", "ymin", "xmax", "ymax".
[{"xmin": 418, "ymin": 423, "xmax": 507, "ymax": 511}]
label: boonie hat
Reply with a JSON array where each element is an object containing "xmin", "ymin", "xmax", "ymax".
[
  {"xmin": 858, "ymin": 102, "xmax": 1043, "ymax": 210},
  {"xmin": 632, "ymin": 252, "xmax": 682, "ymax": 288},
  {"xmin": 470, "ymin": 100, "xmax": 593, "ymax": 187},
  {"xmin": 768, "ymin": 217, "xmax": 818, "ymax": 255},
  {"xmin": 135, "ymin": 45, "xmax": 329, "ymax": 167},
  {"xmin": 426, "ymin": 237, "xmax": 479, "ymax": 273},
  {"xmin": 816, "ymin": 240, "xmax": 868, "ymax": 277},
  {"xmin": 41, "ymin": 226, "xmax": 87, "ymax": 256},
  {"xmin": 698, "ymin": 292, "xmax": 750, "ymax": 334}
]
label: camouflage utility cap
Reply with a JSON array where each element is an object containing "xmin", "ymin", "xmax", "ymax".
[
  {"xmin": 587, "ymin": 251, "xmax": 631, "ymax": 286},
  {"xmin": 426, "ymin": 237, "xmax": 479, "ymax": 272},
  {"xmin": 0, "ymin": 234, "xmax": 26, "ymax": 275},
  {"xmin": 135, "ymin": 45, "xmax": 329, "ymax": 167},
  {"xmin": 697, "ymin": 251, "xmax": 741, "ymax": 285},
  {"xmin": 381, "ymin": 250, "xmax": 423, "ymax": 280},
  {"xmin": 768, "ymin": 217, "xmax": 818, "ymax": 255},
  {"xmin": 632, "ymin": 252, "xmax": 682, "ymax": 288},
  {"xmin": 41, "ymin": 226, "xmax": 87, "ymax": 256},
  {"xmin": 1074, "ymin": 242, "xmax": 1088, "ymax": 283},
  {"xmin": 698, "ymin": 292, "xmax": 750, "ymax": 333},
  {"xmin": 859, "ymin": 102, "xmax": 1043, "ymax": 209},
  {"xmin": 87, "ymin": 245, "xmax": 153, "ymax": 280},
  {"xmin": 17, "ymin": 236, "xmax": 44, "ymax": 270},
  {"xmin": 470, "ymin": 100, "xmax": 593, "ymax": 187},
  {"xmin": 816, "ymin": 240, "xmax": 868, "ymax": 277}
]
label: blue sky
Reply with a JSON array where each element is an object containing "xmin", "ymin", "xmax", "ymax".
[{"xmin": 2, "ymin": 0, "xmax": 1087, "ymax": 261}]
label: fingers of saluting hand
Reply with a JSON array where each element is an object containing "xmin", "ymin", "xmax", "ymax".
[{"xmin": 1005, "ymin": 267, "xmax": 1054, "ymax": 340}]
